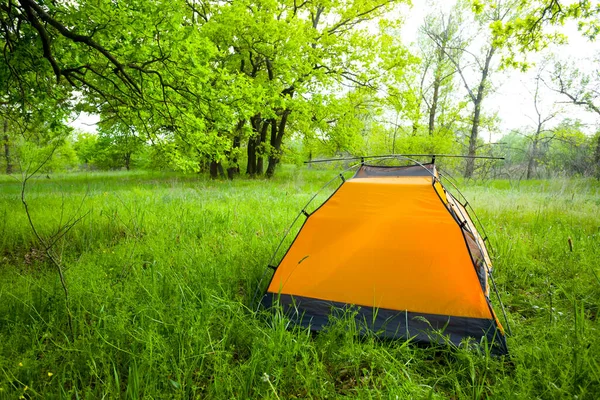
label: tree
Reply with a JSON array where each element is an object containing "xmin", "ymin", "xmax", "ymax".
[
  {"xmin": 2, "ymin": 0, "xmax": 419, "ymax": 178},
  {"xmin": 0, "ymin": 84, "xmax": 73, "ymax": 174},
  {"xmin": 199, "ymin": 0, "xmax": 405, "ymax": 177},
  {"xmin": 1, "ymin": 0, "xmax": 241, "ymax": 174},
  {"xmin": 485, "ymin": 0, "xmax": 600, "ymax": 64},
  {"xmin": 547, "ymin": 120, "xmax": 595, "ymax": 176},
  {"xmin": 525, "ymin": 68, "xmax": 561, "ymax": 178},
  {"xmin": 2, "ymin": 119, "xmax": 10, "ymax": 174},
  {"xmin": 420, "ymin": 10, "xmax": 463, "ymax": 137},
  {"xmin": 73, "ymin": 132, "xmax": 98, "ymax": 168},
  {"xmin": 494, "ymin": 130, "xmax": 529, "ymax": 177},
  {"xmin": 427, "ymin": 0, "xmax": 518, "ymax": 178},
  {"xmin": 550, "ymin": 54, "xmax": 600, "ymax": 176},
  {"xmin": 0, "ymin": 13, "xmax": 72, "ymax": 175},
  {"xmin": 0, "ymin": 0, "xmax": 192, "ymax": 107},
  {"xmin": 95, "ymin": 122, "xmax": 146, "ymax": 170},
  {"xmin": 380, "ymin": 33, "xmax": 425, "ymax": 139},
  {"xmin": 375, "ymin": 11, "xmax": 464, "ymax": 157},
  {"xmin": 300, "ymin": 89, "xmax": 385, "ymax": 157}
]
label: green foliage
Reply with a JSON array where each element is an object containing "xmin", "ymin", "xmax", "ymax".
[
  {"xmin": 44, "ymin": 138, "xmax": 79, "ymax": 173},
  {"xmin": 0, "ymin": 112, "xmax": 76, "ymax": 174},
  {"xmin": 474, "ymin": 0, "xmax": 600, "ymax": 68},
  {"xmin": 546, "ymin": 121, "xmax": 595, "ymax": 175},
  {"xmin": 2, "ymin": 0, "xmax": 418, "ymax": 177},
  {"xmin": 497, "ymin": 130, "xmax": 529, "ymax": 164},
  {"xmin": 494, "ymin": 120, "xmax": 597, "ymax": 178},
  {"xmin": 73, "ymin": 132, "xmax": 98, "ymax": 166},
  {"xmin": 391, "ymin": 126, "xmax": 461, "ymax": 156},
  {"xmin": 73, "ymin": 130, "xmax": 149, "ymax": 171},
  {"xmin": 296, "ymin": 89, "xmax": 385, "ymax": 159}
]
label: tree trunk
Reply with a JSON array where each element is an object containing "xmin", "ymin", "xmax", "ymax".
[
  {"xmin": 526, "ymin": 140, "xmax": 538, "ymax": 180},
  {"xmin": 428, "ymin": 80, "xmax": 440, "ymax": 136},
  {"xmin": 266, "ymin": 119, "xmax": 278, "ymax": 177},
  {"xmin": 527, "ymin": 125, "xmax": 542, "ymax": 180},
  {"xmin": 227, "ymin": 135, "xmax": 241, "ymax": 180},
  {"xmin": 226, "ymin": 167, "xmax": 236, "ymax": 180},
  {"xmin": 210, "ymin": 161, "xmax": 225, "ymax": 179},
  {"xmin": 424, "ymin": 14, "xmax": 453, "ymax": 137},
  {"xmin": 267, "ymin": 110, "xmax": 291, "ymax": 177},
  {"xmin": 210, "ymin": 160, "xmax": 218, "ymax": 179},
  {"xmin": 256, "ymin": 154, "xmax": 264, "ymax": 175},
  {"xmin": 246, "ymin": 115, "xmax": 260, "ymax": 175},
  {"xmin": 526, "ymin": 142, "xmax": 537, "ymax": 179},
  {"xmin": 246, "ymin": 137, "xmax": 256, "ymax": 175},
  {"xmin": 465, "ymin": 102, "xmax": 481, "ymax": 178},
  {"xmin": 246, "ymin": 116, "xmax": 270, "ymax": 176},
  {"xmin": 428, "ymin": 53, "xmax": 443, "ymax": 136},
  {"xmin": 124, "ymin": 152, "xmax": 131, "ymax": 171},
  {"xmin": 256, "ymin": 121, "xmax": 268, "ymax": 175},
  {"xmin": 464, "ymin": 46, "xmax": 495, "ymax": 179},
  {"xmin": 3, "ymin": 120, "xmax": 11, "ymax": 174},
  {"xmin": 246, "ymin": 114, "xmax": 260, "ymax": 176}
]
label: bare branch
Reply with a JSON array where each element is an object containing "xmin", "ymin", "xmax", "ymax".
[{"xmin": 327, "ymin": 1, "xmax": 392, "ymax": 35}]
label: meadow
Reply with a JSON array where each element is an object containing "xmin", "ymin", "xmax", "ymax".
[{"xmin": 0, "ymin": 166, "xmax": 599, "ymax": 399}]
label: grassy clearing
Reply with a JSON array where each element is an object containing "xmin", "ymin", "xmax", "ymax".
[{"xmin": 0, "ymin": 167, "xmax": 599, "ymax": 399}]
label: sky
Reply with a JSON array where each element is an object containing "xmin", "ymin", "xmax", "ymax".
[
  {"xmin": 69, "ymin": 1, "xmax": 600, "ymax": 139},
  {"xmin": 69, "ymin": 110, "xmax": 99, "ymax": 133}
]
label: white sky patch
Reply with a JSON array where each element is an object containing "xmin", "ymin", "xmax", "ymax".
[{"xmin": 69, "ymin": 112, "xmax": 100, "ymax": 134}]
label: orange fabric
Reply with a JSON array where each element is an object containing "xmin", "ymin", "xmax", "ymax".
[{"xmin": 268, "ymin": 176, "xmax": 492, "ymax": 320}]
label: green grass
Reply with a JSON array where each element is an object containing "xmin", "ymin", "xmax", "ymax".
[{"xmin": 0, "ymin": 167, "xmax": 599, "ymax": 399}]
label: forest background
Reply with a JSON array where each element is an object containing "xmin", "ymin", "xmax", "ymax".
[{"xmin": 2, "ymin": 0, "xmax": 600, "ymax": 180}]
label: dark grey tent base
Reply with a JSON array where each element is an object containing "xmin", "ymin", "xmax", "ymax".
[{"xmin": 262, "ymin": 293, "xmax": 508, "ymax": 355}]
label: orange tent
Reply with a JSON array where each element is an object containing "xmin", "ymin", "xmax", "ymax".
[{"xmin": 260, "ymin": 163, "xmax": 508, "ymax": 354}]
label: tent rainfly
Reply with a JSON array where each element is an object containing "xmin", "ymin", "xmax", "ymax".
[{"xmin": 260, "ymin": 162, "xmax": 508, "ymax": 355}]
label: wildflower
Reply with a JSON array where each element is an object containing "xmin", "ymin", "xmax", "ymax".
[
  {"xmin": 48, "ymin": 372, "xmax": 53, "ymax": 377},
  {"xmin": 262, "ymin": 373, "xmax": 270, "ymax": 382},
  {"xmin": 18, "ymin": 362, "xmax": 23, "ymax": 367}
]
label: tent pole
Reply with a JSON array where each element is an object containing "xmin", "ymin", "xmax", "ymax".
[
  {"xmin": 489, "ymin": 271, "xmax": 512, "ymax": 336},
  {"xmin": 305, "ymin": 154, "xmax": 504, "ymax": 164}
]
